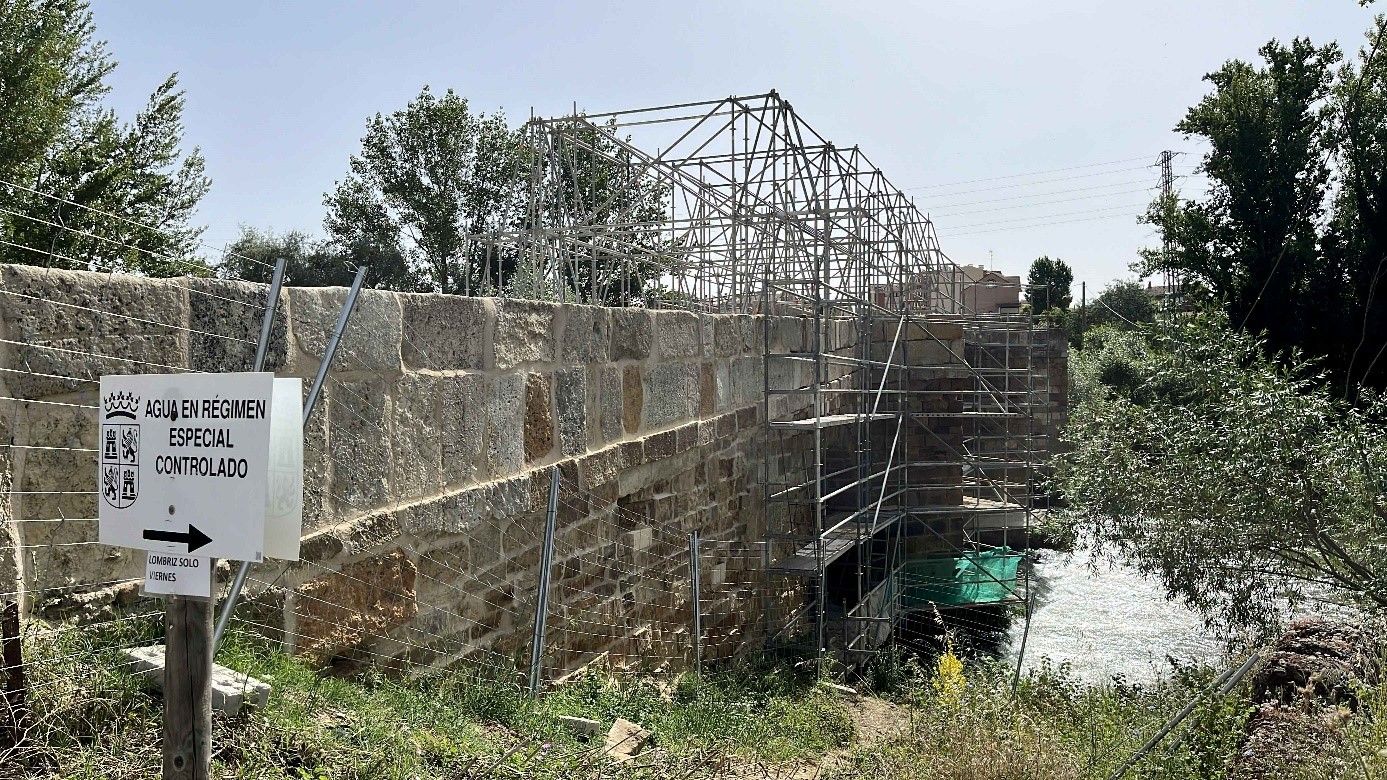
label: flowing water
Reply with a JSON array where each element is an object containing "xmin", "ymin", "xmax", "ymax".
[{"xmin": 997, "ymin": 547, "xmax": 1226, "ymax": 685}]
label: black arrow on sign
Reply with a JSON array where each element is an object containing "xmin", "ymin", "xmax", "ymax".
[{"xmin": 143, "ymin": 524, "xmax": 212, "ymax": 553}]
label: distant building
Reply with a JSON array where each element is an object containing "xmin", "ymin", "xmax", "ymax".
[
  {"xmin": 868, "ymin": 263, "xmax": 1023, "ymax": 315},
  {"xmin": 1144, "ymin": 281, "xmax": 1174, "ymax": 307},
  {"xmin": 952, "ymin": 265, "xmax": 1023, "ymax": 315}
]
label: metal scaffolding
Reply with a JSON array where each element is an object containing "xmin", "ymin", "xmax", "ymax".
[{"xmin": 484, "ymin": 91, "xmax": 1055, "ymax": 662}]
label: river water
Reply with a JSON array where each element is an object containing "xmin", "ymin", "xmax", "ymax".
[{"xmin": 996, "ymin": 547, "xmax": 1226, "ymax": 685}]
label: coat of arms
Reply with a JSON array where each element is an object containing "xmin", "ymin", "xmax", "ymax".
[{"xmin": 100, "ymin": 391, "xmax": 140, "ymax": 509}]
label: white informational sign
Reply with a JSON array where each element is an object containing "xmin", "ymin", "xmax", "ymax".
[
  {"xmin": 98, "ymin": 372, "xmax": 274, "ymax": 562},
  {"xmin": 141, "ymin": 552, "xmax": 213, "ymax": 599},
  {"xmin": 264, "ymin": 378, "xmax": 304, "ymax": 560}
]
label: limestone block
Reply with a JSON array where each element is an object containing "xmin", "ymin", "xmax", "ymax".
[
  {"xmin": 292, "ymin": 548, "xmax": 418, "ymax": 662},
  {"xmin": 524, "ymin": 373, "xmax": 555, "ymax": 463},
  {"xmin": 561, "ymin": 305, "xmax": 609, "ymax": 364},
  {"xmin": 598, "ymin": 366, "xmax": 623, "ymax": 444},
  {"xmin": 300, "ymin": 509, "xmax": 403, "ymax": 562},
  {"xmin": 123, "ymin": 644, "xmax": 271, "ymax": 716},
  {"xmin": 577, "ymin": 447, "xmax": 622, "ymax": 489},
  {"xmin": 555, "ymin": 366, "xmax": 587, "ymax": 457},
  {"xmin": 301, "ymin": 391, "xmax": 332, "ymax": 533},
  {"xmin": 712, "ymin": 316, "xmax": 743, "ymax": 357},
  {"xmin": 653, "ymin": 310, "xmax": 700, "ymax": 358},
  {"xmin": 558, "ymin": 715, "xmax": 603, "ymax": 739},
  {"xmin": 290, "ymin": 287, "xmax": 401, "ymax": 374},
  {"xmin": 494, "ymin": 300, "xmax": 556, "ymax": 369},
  {"xmin": 20, "ymin": 402, "xmax": 96, "ymax": 525},
  {"xmin": 0, "ymin": 265, "xmax": 187, "ymax": 398},
  {"xmin": 449, "ymin": 477, "xmax": 534, "ymax": 533},
  {"xmin": 622, "ymin": 366, "xmax": 642, "ymax": 434},
  {"xmin": 400, "ymin": 294, "xmax": 490, "ymax": 370},
  {"xmin": 698, "ymin": 362, "xmax": 716, "ymax": 416},
  {"xmin": 15, "ymin": 401, "xmax": 142, "ymax": 597},
  {"xmin": 644, "ymin": 430, "xmax": 676, "ymax": 461},
  {"xmin": 714, "ymin": 361, "xmax": 733, "ymax": 411},
  {"xmin": 20, "ymin": 517, "xmax": 142, "ymax": 604},
  {"xmin": 185, "ymin": 277, "xmax": 290, "ymax": 373},
  {"xmin": 440, "ymin": 373, "xmax": 486, "ymax": 486},
  {"xmin": 485, "ymin": 373, "xmax": 525, "ymax": 476},
  {"xmin": 730, "ymin": 357, "xmax": 764, "ymax": 407},
  {"xmin": 608, "ymin": 309, "xmax": 652, "ymax": 361},
  {"xmin": 641, "ymin": 362, "xmax": 698, "ymax": 429},
  {"xmin": 389, "ymin": 373, "xmax": 442, "ymax": 501},
  {"xmin": 0, "ymin": 453, "xmax": 16, "ymax": 604},
  {"xmin": 735, "ymin": 315, "xmax": 762, "ymax": 355},
  {"xmin": 770, "ymin": 317, "xmax": 807, "ymax": 353},
  {"xmin": 327, "ymin": 377, "xmax": 392, "ymax": 509}
]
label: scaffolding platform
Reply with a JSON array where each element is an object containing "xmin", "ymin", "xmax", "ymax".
[
  {"xmin": 473, "ymin": 91, "xmax": 1060, "ymax": 665},
  {"xmin": 769, "ymin": 413, "xmax": 898, "ymax": 430}
]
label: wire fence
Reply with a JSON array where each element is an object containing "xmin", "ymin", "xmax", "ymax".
[{"xmin": 0, "ymin": 176, "xmax": 830, "ymax": 775}]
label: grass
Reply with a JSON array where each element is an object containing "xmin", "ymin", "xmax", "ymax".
[
  {"xmin": 5, "ymin": 616, "xmax": 1385, "ymax": 779},
  {"xmin": 3, "ymin": 621, "xmax": 854, "ymax": 779}
]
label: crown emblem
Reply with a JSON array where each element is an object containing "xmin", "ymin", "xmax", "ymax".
[{"xmin": 102, "ymin": 391, "xmax": 140, "ymax": 420}]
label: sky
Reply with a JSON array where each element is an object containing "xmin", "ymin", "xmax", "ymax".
[{"xmin": 89, "ymin": 0, "xmax": 1377, "ymax": 296}]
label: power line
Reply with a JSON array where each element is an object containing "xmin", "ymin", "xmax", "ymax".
[
  {"xmin": 943, "ymin": 211, "xmax": 1148, "ymax": 239},
  {"xmin": 942, "ymin": 201, "xmax": 1151, "ymax": 232},
  {"xmin": 932, "ymin": 185, "xmax": 1159, "ymax": 219},
  {"xmin": 903, "ymin": 154, "xmax": 1162, "ymax": 191},
  {"xmin": 924, "ymin": 176, "xmax": 1164, "ymax": 210}
]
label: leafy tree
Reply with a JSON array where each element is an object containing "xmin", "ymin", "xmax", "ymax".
[
  {"xmin": 325, "ymin": 88, "xmax": 671, "ymax": 303},
  {"xmin": 522, "ymin": 118, "xmax": 672, "ymax": 305},
  {"xmin": 1143, "ymin": 37, "xmax": 1338, "ymax": 363},
  {"xmin": 1059, "ymin": 314, "xmax": 1387, "ymax": 634},
  {"xmin": 0, "ymin": 0, "xmax": 210, "ymax": 275},
  {"xmin": 1329, "ymin": 16, "xmax": 1387, "ymax": 396},
  {"xmin": 323, "ymin": 86, "xmax": 523, "ymax": 296},
  {"xmin": 1086, "ymin": 280, "xmax": 1158, "ymax": 332},
  {"xmin": 1025, "ymin": 256, "xmax": 1073, "ymax": 314},
  {"xmin": 218, "ymin": 226, "xmax": 410, "ymax": 289},
  {"xmin": 1142, "ymin": 28, "xmax": 1387, "ymax": 392}
]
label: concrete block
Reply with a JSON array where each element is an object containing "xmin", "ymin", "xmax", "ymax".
[
  {"xmin": 122, "ymin": 644, "xmax": 271, "ymax": 717},
  {"xmin": 558, "ymin": 715, "xmax": 603, "ymax": 738}
]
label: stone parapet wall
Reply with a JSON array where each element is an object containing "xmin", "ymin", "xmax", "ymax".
[{"xmin": 0, "ymin": 264, "xmax": 848, "ymax": 677}]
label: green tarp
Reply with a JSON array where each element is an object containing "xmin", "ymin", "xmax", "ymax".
[{"xmin": 901, "ymin": 549, "xmax": 1023, "ymax": 607}]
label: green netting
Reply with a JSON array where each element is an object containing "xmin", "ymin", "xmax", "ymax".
[{"xmin": 901, "ymin": 548, "xmax": 1023, "ymax": 607}]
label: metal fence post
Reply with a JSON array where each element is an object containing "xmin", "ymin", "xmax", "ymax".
[
  {"xmin": 689, "ymin": 530, "xmax": 702, "ymax": 677},
  {"xmin": 528, "ymin": 466, "xmax": 560, "ymax": 695},
  {"xmin": 211, "ymin": 265, "xmax": 366, "ymax": 653}
]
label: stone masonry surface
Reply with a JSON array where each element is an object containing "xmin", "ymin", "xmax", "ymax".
[{"xmin": 0, "ymin": 264, "xmax": 848, "ymax": 676}]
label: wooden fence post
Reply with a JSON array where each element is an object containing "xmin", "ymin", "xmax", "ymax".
[
  {"xmin": 164, "ymin": 596, "xmax": 212, "ymax": 779},
  {"xmin": 0, "ymin": 601, "xmax": 26, "ymax": 748}
]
